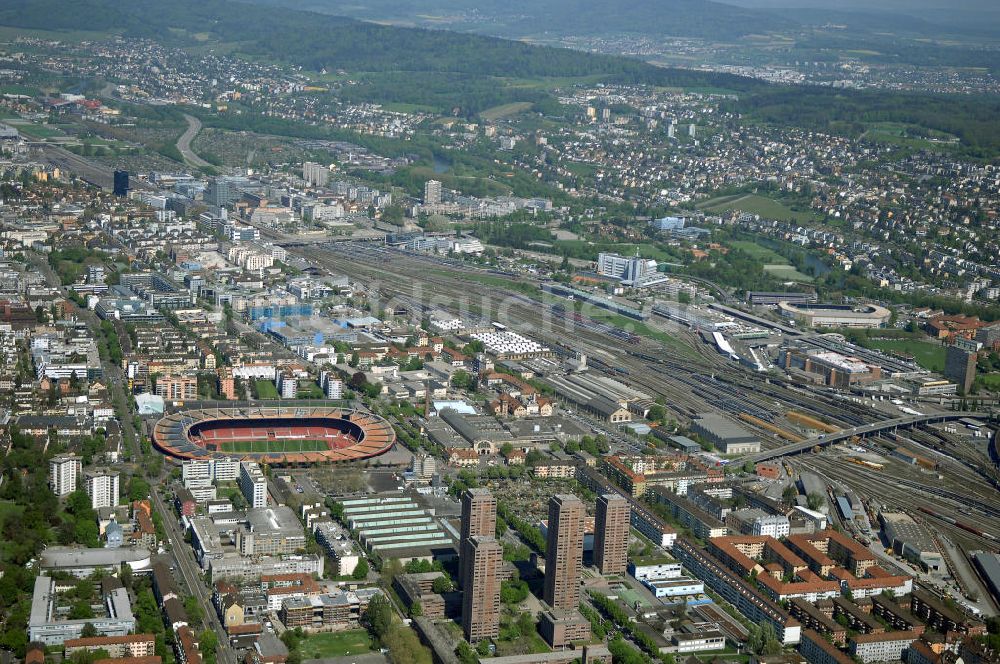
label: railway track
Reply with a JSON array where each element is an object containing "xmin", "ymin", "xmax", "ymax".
[{"xmin": 296, "ymin": 242, "xmax": 901, "ymax": 438}]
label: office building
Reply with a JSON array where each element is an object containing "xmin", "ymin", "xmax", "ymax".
[
  {"xmin": 234, "ymin": 506, "xmax": 307, "ymax": 556},
  {"xmin": 460, "ymin": 488, "xmax": 496, "ymax": 589},
  {"xmin": 29, "ymin": 576, "xmax": 135, "ymax": 646},
  {"xmin": 945, "ymin": 338, "xmax": 979, "ymax": 393},
  {"xmin": 424, "ymin": 180, "xmax": 442, "ymax": 206},
  {"xmin": 690, "ymin": 413, "xmax": 761, "ymax": 455},
  {"xmin": 596, "ymin": 252, "xmax": 659, "ymax": 287},
  {"xmin": 593, "ymin": 494, "xmax": 628, "ymax": 575},
  {"xmin": 84, "ymin": 470, "xmax": 120, "ymax": 509},
  {"xmin": 50, "ymin": 455, "xmax": 82, "ymax": 496},
  {"xmin": 302, "ymin": 162, "xmax": 329, "ymax": 187},
  {"xmin": 543, "ymin": 494, "xmax": 585, "ymax": 610},
  {"xmin": 113, "ymin": 170, "xmax": 129, "ymax": 198},
  {"xmin": 239, "ymin": 461, "xmax": 268, "ymax": 509},
  {"xmin": 462, "ymin": 536, "xmax": 502, "ymax": 642},
  {"xmin": 205, "ymin": 177, "xmax": 235, "ymax": 208}
]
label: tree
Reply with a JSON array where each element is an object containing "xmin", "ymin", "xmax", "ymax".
[
  {"xmin": 380, "ymin": 558, "xmax": 403, "ymax": 588},
  {"xmin": 199, "ymin": 630, "xmax": 218, "ymax": 664},
  {"xmin": 349, "ymin": 371, "xmax": 367, "ymax": 390},
  {"xmin": 409, "ymin": 600, "xmax": 423, "ymax": 618},
  {"xmin": 455, "ymin": 642, "xmax": 477, "ymax": 664},
  {"xmin": 646, "ymin": 404, "xmax": 666, "ymax": 423},
  {"xmin": 451, "ymin": 370, "xmax": 473, "ymax": 390},
  {"xmin": 352, "ymin": 558, "xmax": 370, "ymax": 580},
  {"xmin": 184, "ymin": 595, "xmax": 204, "ymax": 626},
  {"xmin": 362, "ymin": 593, "xmax": 393, "ymax": 642},
  {"xmin": 782, "ymin": 485, "xmax": 798, "ymax": 503},
  {"xmin": 807, "ymin": 492, "xmax": 825, "ymax": 511},
  {"xmin": 431, "ymin": 575, "xmax": 454, "ymax": 593},
  {"xmin": 69, "ymin": 601, "xmax": 95, "ymax": 620},
  {"xmin": 80, "ymin": 622, "xmax": 99, "ymax": 638},
  {"xmin": 128, "ymin": 475, "xmax": 150, "ymax": 501},
  {"xmin": 476, "ymin": 640, "xmax": 490, "ymax": 657},
  {"xmin": 500, "ymin": 579, "xmax": 529, "ymax": 605},
  {"xmin": 747, "ymin": 623, "xmax": 782, "ymax": 656}
]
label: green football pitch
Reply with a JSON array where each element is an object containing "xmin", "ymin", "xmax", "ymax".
[{"xmin": 216, "ymin": 439, "xmax": 330, "ymax": 453}]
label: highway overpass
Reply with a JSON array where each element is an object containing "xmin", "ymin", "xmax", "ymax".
[{"xmin": 746, "ymin": 411, "xmax": 989, "ymax": 463}]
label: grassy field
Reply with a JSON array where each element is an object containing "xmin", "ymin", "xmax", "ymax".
[
  {"xmin": 727, "ymin": 240, "xmax": 813, "ymax": 282},
  {"xmin": 763, "ymin": 264, "xmax": 814, "ymax": 283},
  {"xmin": 862, "ymin": 122, "xmax": 960, "ymax": 152},
  {"xmin": 298, "ymin": 630, "xmax": 372, "ymax": 659},
  {"xmin": 252, "ymin": 379, "xmax": 280, "ymax": 399},
  {"xmin": 700, "ymin": 193, "xmax": 818, "ymax": 223},
  {"xmin": 502, "ymin": 74, "xmax": 606, "ymax": 90},
  {"xmin": 861, "ymin": 339, "xmax": 947, "ymax": 373},
  {"xmin": 727, "ymin": 240, "xmax": 785, "ymax": 262},
  {"xmin": 480, "ymin": 102, "xmax": 534, "ymax": 121},
  {"xmin": 977, "ymin": 373, "xmax": 1000, "ymax": 392},
  {"xmin": 16, "ymin": 123, "xmax": 66, "ymax": 139},
  {"xmin": 218, "ymin": 439, "xmax": 330, "ymax": 454},
  {"xmin": 431, "ymin": 270, "xmax": 541, "ymax": 299}
]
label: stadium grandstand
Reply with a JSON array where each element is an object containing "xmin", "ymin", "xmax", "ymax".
[{"xmin": 153, "ymin": 404, "xmax": 395, "ymax": 465}]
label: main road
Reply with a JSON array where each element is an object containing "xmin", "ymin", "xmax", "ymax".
[
  {"xmin": 150, "ymin": 485, "xmax": 237, "ymax": 664},
  {"xmin": 177, "ymin": 114, "xmax": 212, "ymax": 169},
  {"xmin": 33, "ymin": 252, "xmax": 237, "ymax": 664}
]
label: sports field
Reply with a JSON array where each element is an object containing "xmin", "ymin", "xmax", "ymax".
[
  {"xmin": 860, "ymin": 339, "xmax": 946, "ymax": 372},
  {"xmin": 299, "ymin": 629, "xmax": 372, "ymax": 659},
  {"xmin": 217, "ymin": 439, "xmax": 330, "ymax": 453}
]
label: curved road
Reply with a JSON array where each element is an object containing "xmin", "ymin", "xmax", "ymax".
[{"xmin": 177, "ymin": 113, "xmax": 212, "ymax": 168}]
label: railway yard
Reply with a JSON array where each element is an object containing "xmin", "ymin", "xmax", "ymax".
[{"xmin": 286, "ymin": 239, "xmax": 1000, "ymax": 616}]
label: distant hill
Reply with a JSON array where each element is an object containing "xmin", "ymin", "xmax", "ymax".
[
  {"xmin": 0, "ymin": 0, "xmax": 761, "ymax": 115},
  {"xmin": 719, "ymin": 0, "xmax": 1000, "ymax": 37},
  {"xmin": 247, "ymin": 0, "xmax": 797, "ymax": 40},
  {"xmin": 2, "ymin": 0, "xmax": 997, "ymax": 157},
  {"xmin": 0, "ymin": 0, "xmax": 754, "ymax": 81}
]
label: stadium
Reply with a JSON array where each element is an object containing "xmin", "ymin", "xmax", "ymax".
[{"xmin": 153, "ymin": 404, "xmax": 396, "ymax": 464}]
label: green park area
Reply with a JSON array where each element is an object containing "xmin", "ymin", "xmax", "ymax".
[
  {"xmin": 700, "ymin": 193, "xmax": 819, "ymax": 223},
  {"xmin": 480, "ymin": 102, "xmax": 534, "ymax": 121},
  {"xmin": 252, "ymin": 379, "xmax": 280, "ymax": 399},
  {"xmin": 298, "ymin": 629, "xmax": 372, "ymax": 659},
  {"xmin": 727, "ymin": 240, "xmax": 813, "ymax": 282}
]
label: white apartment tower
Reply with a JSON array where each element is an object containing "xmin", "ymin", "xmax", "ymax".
[
  {"xmin": 84, "ymin": 470, "xmax": 120, "ymax": 509},
  {"xmin": 276, "ymin": 371, "xmax": 298, "ymax": 399},
  {"xmin": 424, "ymin": 179, "xmax": 442, "ymax": 206},
  {"xmin": 239, "ymin": 461, "xmax": 268, "ymax": 509},
  {"xmin": 49, "ymin": 455, "xmax": 82, "ymax": 496}
]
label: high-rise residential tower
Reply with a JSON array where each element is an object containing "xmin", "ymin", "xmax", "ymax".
[
  {"xmin": 460, "ymin": 488, "xmax": 497, "ymax": 589},
  {"xmin": 543, "ymin": 494, "xmax": 585, "ymax": 610},
  {"xmin": 594, "ymin": 493, "xmax": 629, "ymax": 575},
  {"xmin": 461, "ymin": 535, "xmax": 502, "ymax": 642}
]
